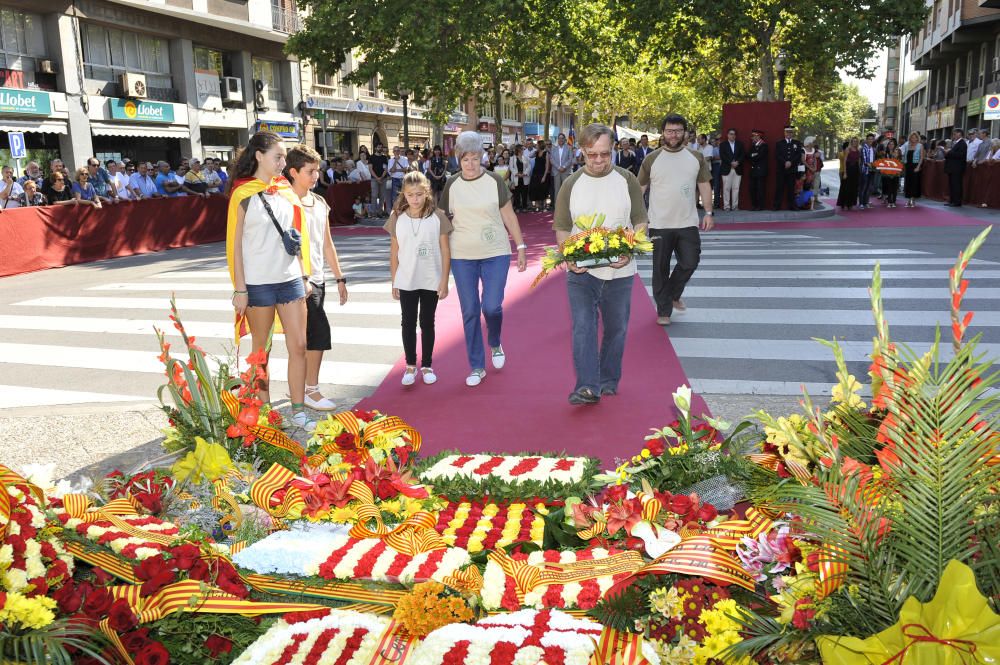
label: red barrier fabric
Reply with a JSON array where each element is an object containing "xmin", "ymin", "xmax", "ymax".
[
  {"xmin": 720, "ymin": 101, "xmax": 792, "ymax": 210},
  {"xmin": 920, "ymin": 161, "xmax": 1000, "ymax": 208},
  {"xmin": 323, "ymin": 182, "xmax": 371, "ymax": 226},
  {"xmin": 0, "ymin": 196, "xmax": 229, "ymax": 278}
]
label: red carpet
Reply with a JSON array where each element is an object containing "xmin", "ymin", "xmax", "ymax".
[
  {"xmin": 356, "ymin": 213, "xmax": 703, "ymax": 470},
  {"xmin": 717, "ymin": 202, "xmax": 992, "ymax": 231}
]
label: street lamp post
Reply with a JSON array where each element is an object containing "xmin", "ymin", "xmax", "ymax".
[
  {"xmin": 775, "ymin": 50, "xmax": 787, "ymax": 102},
  {"xmin": 398, "ymin": 86, "xmax": 411, "ymax": 149}
]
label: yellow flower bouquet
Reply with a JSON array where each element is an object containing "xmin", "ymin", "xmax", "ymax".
[{"xmin": 532, "ymin": 213, "xmax": 654, "ymax": 287}]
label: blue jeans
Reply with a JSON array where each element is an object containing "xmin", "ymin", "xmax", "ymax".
[
  {"xmin": 567, "ymin": 271, "xmax": 633, "ymax": 393},
  {"xmin": 451, "ymin": 255, "xmax": 510, "ymax": 370},
  {"xmin": 390, "ymin": 177, "xmax": 403, "ymax": 206}
]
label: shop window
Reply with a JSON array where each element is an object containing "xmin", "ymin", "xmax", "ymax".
[
  {"xmin": 82, "ymin": 23, "xmax": 173, "ymax": 100},
  {"xmin": 0, "ymin": 9, "xmax": 47, "ymax": 88},
  {"xmin": 252, "ymin": 57, "xmax": 285, "ymax": 110}
]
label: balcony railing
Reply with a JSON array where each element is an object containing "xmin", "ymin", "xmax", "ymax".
[{"xmin": 272, "ymin": 7, "xmax": 301, "ymax": 33}]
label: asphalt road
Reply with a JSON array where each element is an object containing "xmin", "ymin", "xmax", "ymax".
[{"xmin": 2, "ymin": 171, "xmax": 998, "ymax": 477}]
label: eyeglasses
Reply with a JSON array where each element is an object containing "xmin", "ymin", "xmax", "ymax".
[
  {"xmin": 584, "ymin": 151, "xmax": 612, "ymax": 159},
  {"xmin": 663, "ymin": 129, "xmax": 685, "ymax": 135}
]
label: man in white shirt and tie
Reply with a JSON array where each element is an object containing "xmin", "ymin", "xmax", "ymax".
[{"xmin": 549, "ymin": 133, "xmax": 573, "ymax": 204}]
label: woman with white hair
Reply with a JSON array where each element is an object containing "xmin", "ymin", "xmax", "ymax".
[
  {"xmin": 802, "ymin": 136, "xmax": 823, "ymax": 210},
  {"xmin": 439, "ymin": 131, "xmax": 528, "ymax": 387}
]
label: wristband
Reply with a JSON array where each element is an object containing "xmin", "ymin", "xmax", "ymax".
[
  {"xmin": 233, "ymin": 290, "xmax": 247, "ymax": 295},
  {"xmin": 336, "ymin": 277, "xmax": 348, "ymax": 284},
  {"xmin": 516, "ymin": 244, "xmax": 527, "ymax": 250}
]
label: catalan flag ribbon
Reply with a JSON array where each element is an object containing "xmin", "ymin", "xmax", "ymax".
[
  {"xmin": 221, "ymin": 390, "xmax": 306, "ymax": 458},
  {"xmin": 0, "ymin": 464, "xmax": 45, "ymax": 538},
  {"xmin": 589, "ymin": 627, "xmax": 653, "ymax": 665},
  {"xmin": 486, "ymin": 550, "xmax": 644, "ymax": 605}
]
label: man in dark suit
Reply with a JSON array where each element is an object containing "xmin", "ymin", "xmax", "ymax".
[
  {"xmin": 633, "ymin": 135, "xmax": 653, "ymax": 174},
  {"xmin": 748, "ymin": 129, "xmax": 768, "ymax": 211},
  {"xmin": 773, "ymin": 125, "xmax": 803, "ymax": 210},
  {"xmin": 718, "ymin": 128, "xmax": 746, "ymax": 211},
  {"xmin": 943, "ymin": 128, "xmax": 967, "ymax": 207}
]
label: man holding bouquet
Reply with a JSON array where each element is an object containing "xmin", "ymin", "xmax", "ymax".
[
  {"xmin": 553, "ymin": 123, "xmax": 649, "ymax": 405},
  {"xmin": 638, "ymin": 113, "xmax": 714, "ymax": 326}
]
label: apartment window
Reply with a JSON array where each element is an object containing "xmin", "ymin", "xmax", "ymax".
[
  {"xmin": 995, "ymin": 37, "xmax": 1000, "ymax": 81},
  {"xmin": 524, "ymin": 107, "xmax": 540, "ymax": 124},
  {"xmin": 194, "ymin": 46, "xmax": 223, "ymax": 76},
  {"xmin": 271, "ymin": 0, "xmax": 300, "ymax": 34},
  {"xmin": 0, "ymin": 9, "xmax": 46, "ymax": 87},
  {"xmin": 479, "ymin": 101, "xmax": 495, "ymax": 119},
  {"xmin": 82, "ymin": 24, "xmax": 172, "ymax": 94},
  {"xmin": 501, "ymin": 96, "xmax": 518, "ymax": 122},
  {"xmin": 966, "ymin": 51, "xmax": 973, "ymax": 87},
  {"xmin": 252, "ymin": 57, "xmax": 285, "ymax": 110},
  {"xmin": 366, "ymin": 74, "xmax": 379, "ymax": 98}
]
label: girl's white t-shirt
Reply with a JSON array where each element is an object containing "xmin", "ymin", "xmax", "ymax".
[
  {"xmin": 384, "ymin": 209, "xmax": 453, "ymax": 291},
  {"xmin": 242, "ymin": 191, "xmax": 303, "ymax": 285}
]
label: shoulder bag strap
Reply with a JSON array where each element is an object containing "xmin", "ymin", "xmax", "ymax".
[{"xmin": 257, "ymin": 191, "xmax": 286, "ymax": 242}]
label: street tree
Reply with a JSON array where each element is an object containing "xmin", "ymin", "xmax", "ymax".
[{"xmin": 622, "ymin": 0, "xmax": 927, "ymax": 101}]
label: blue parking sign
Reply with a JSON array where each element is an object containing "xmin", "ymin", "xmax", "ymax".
[{"xmin": 8, "ymin": 131, "xmax": 26, "ymax": 159}]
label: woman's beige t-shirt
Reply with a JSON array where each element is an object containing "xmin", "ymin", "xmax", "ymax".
[{"xmin": 439, "ymin": 170, "xmax": 512, "ymax": 260}]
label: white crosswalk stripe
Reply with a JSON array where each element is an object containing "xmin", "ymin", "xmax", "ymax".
[
  {"xmin": 0, "ymin": 237, "xmax": 404, "ymax": 409},
  {"xmin": 636, "ymin": 229, "xmax": 1000, "ymax": 396}
]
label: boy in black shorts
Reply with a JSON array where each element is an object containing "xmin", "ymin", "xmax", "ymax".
[{"xmin": 285, "ymin": 145, "xmax": 349, "ymax": 411}]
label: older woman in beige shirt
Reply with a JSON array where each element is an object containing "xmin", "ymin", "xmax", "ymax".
[{"xmin": 438, "ymin": 131, "xmax": 527, "ymax": 387}]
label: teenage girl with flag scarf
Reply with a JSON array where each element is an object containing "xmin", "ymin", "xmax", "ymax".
[{"xmin": 226, "ymin": 131, "xmax": 315, "ymax": 430}]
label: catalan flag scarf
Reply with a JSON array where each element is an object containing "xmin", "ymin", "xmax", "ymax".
[{"xmin": 226, "ymin": 176, "xmax": 311, "ymax": 344}]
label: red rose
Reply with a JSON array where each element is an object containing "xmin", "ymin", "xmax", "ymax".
[
  {"xmin": 668, "ymin": 494, "xmax": 693, "ymax": 516},
  {"xmin": 121, "ymin": 628, "xmax": 152, "ymax": 653},
  {"xmin": 81, "ymin": 586, "xmax": 113, "ymax": 618},
  {"xmin": 107, "ymin": 599, "xmax": 138, "ymax": 632},
  {"xmin": 134, "ymin": 641, "xmax": 170, "ymax": 665},
  {"xmin": 205, "ymin": 634, "xmax": 233, "ymax": 658},
  {"xmin": 187, "ymin": 558, "xmax": 210, "ymax": 582},
  {"xmin": 134, "ymin": 556, "xmax": 176, "ymax": 596},
  {"xmin": 697, "ymin": 503, "xmax": 718, "ymax": 523},
  {"xmin": 52, "ymin": 582, "xmax": 83, "ymax": 614},
  {"xmin": 170, "ymin": 544, "xmax": 202, "ymax": 571},
  {"xmin": 604, "ymin": 484, "xmax": 629, "ymax": 504},
  {"xmin": 92, "ymin": 568, "xmax": 115, "ymax": 586}
]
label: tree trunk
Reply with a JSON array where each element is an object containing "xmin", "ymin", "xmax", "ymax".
[
  {"xmin": 759, "ymin": 48, "xmax": 776, "ymax": 102},
  {"xmin": 543, "ymin": 90, "xmax": 553, "ymax": 141},
  {"xmin": 492, "ymin": 78, "xmax": 504, "ymax": 146}
]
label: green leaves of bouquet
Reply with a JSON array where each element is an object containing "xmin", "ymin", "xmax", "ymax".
[{"xmin": 733, "ymin": 227, "xmax": 1000, "ymax": 660}]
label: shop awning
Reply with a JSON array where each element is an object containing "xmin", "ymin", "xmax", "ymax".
[
  {"xmin": 90, "ymin": 123, "xmax": 191, "ymax": 139},
  {"xmin": 0, "ymin": 118, "xmax": 68, "ymax": 134}
]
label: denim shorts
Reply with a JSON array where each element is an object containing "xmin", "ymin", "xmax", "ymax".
[{"xmin": 246, "ymin": 278, "xmax": 305, "ymax": 307}]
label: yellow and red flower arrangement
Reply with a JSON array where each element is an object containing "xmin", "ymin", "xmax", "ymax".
[{"xmin": 532, "ymin": 213, "xmax": 653, "ymax": 286}]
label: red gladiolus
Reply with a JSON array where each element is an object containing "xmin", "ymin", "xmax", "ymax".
[
  {"xmin": 792, "ymin": 598, "xmax": 816, "ymax": 630},
  {"xmin": 238, "ymin": 405, "xmax": 260, "ymax": 427}
]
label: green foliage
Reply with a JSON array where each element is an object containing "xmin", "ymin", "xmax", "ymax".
[
  {"xmin": 588, "ymin": 580, "xmax": 651, "ymax": 632},
  {"xmin": 0, "ymin": 619, "xmax": 112, "ymax": 665},
  {"xmin": 151, "ymin": 612, "xmax": 274, "ymax": 665},
  {"xmin": 735, "ymin": 229, "xmax": 1000, "ymax": 656}
]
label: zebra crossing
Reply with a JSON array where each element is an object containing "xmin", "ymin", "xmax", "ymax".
[
  {"xmin": 634, "ymin": 228, "xmax": 1000, "ymax": 396},
  {"xmin": 2, "ymin": 227, "xmax": 998, "ymax": 409},
  {"xmin": 0, "ymin": 235, "xmax": 403, "ymax": 409}
]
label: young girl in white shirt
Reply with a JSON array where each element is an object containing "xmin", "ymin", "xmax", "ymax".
[{"xmin": 385, "ymin": 171, "xmax": 452, "ymax": 386}]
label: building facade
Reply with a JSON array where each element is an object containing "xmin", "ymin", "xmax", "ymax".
[
  {"xmin": 894, "ymin": 0, "xmax": 1000, "ymax": 140},
  {"xmin": 0, "ymin": 0, "xmax": 578, "ymax": 172},
  {"xmin": 0, "ymin": 0, "xmax": 303, "ymax": 170}
]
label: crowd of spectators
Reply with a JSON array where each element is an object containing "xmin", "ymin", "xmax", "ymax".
[{"xmin": 0, "ymin": 156, "xmax": 230, "ymax": 211}]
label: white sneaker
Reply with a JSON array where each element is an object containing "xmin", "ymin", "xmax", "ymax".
[
  {"xmin": 401, "ymin": 366, "xmax": 417, "ymax": 386},
  {"xmin": 465, "ymin": 369, "xmax": 486, "ymax": 387},
  {"xmin": 421, "ymin": 368, "xmax": 437, "ymax": 385},
  {"xmin": 290, "ymin": 410, "xmax": 316, "ymax": 431},
  {"xmin": 304, "ymin": 385, "xmax": 337, "ymax": 411},
  {"xmin": 491, "ymin": 346, "xmax": 506, "ymax": 369}
]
